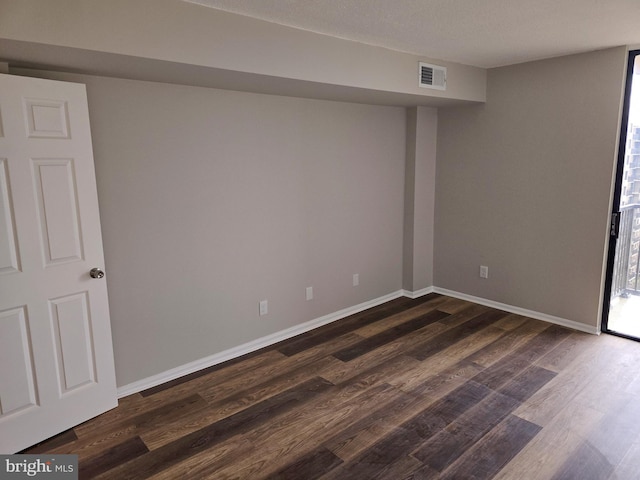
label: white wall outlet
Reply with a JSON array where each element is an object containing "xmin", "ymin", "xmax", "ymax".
[
  {"xmin": 480, "ymin": 266, "xmax": 489, "ymax": 279},
  {"xmin": 353, "ymin": 273, "xmax": 360, "ymax": 286},
  {"xmin": 306, "ymin": 286, "xmax": 313, "ymax": 301},
  {"xmin": 259, "ymin": 300, "xmax": 268, "ymax": 316}
]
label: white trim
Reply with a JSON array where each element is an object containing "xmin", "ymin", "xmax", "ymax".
[
  {"xmin": 116, "ymin": 290, "xmax": 404, "ymax": 397},
  {"xmin": 401, "ymin": 286, "xmax": 434, "ymax": 299},
  {"xmin": 118, "ymin": 286, "xmax": 600, "ymax": 397},
  {"xmin": 432, "ymin": 287, "xmax": 599, "ymax": 335}
]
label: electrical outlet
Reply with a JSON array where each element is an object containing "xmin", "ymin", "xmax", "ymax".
[
  {"xmin": 259, "ymin": 300, "xmax": 268, "ymax": 316},
  {"xmin": 306, "ymin": 286, "xmax": 313, "ymax": 301},
  {"xmin": 479, "ymin": 266, "xmax": 489, "ymax": 279},
  {"xmin": 353, "ymin": 273, "xmax": 360, "ymax": 286}
]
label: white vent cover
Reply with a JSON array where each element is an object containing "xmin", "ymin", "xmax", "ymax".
[{"xmin": 419, "ymin": 62, "xmax": 447, "ymax": 90}]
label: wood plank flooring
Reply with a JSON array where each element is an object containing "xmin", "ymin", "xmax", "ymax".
[{"xmin": 22, "ymin": 294, "xmax": 640, "ymax": 479}]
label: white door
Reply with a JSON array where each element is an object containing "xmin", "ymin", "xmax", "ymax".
[{"xmin": 0, "ymin": 73, "xmax": 117, "ymax": 453}]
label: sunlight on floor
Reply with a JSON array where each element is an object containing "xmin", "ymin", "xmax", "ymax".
[{"xmin": 609, "ymin": 295, "xmax": 640, "ymax": 338}]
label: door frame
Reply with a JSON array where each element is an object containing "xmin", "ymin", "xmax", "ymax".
[{"xmin": 602, "ymin": 49, "xmax": 640, "ymax": 339}]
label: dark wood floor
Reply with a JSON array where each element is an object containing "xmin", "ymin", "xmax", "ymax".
[{"xmin": 23, "ymin": 294, "xmax": 640, "ymax": 479}]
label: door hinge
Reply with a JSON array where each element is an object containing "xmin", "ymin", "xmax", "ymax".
[{"xmin": 611, "ymin": 211, "xmax": 621, "ymax": 238}]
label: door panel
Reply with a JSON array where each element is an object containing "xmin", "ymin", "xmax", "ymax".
[
  {"xmin": 0, "ymin": 159, "xmax": 20, "ymax": 273},
  {"xmin": 50, "ymin": 292, "xmax": 96, "ymax": 393},
  {"xmin": 24, "ymin": 98, "xmax": 70, "ymax": 139},
  {"xmin": 32, "ymin": 158, "xmax": 83, "ymax": 265},
  {"xmin": 0, "ymin": 306, "xmax": 37, "ymax": 416},
  {"xmin": 0, "ymin": 73, "xmax": 117, "ymax": 453}
]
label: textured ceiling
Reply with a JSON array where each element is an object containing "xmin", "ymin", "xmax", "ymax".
[{"xmin": 185, "ymin": 0, "xmax": 640, "ymax": 68}]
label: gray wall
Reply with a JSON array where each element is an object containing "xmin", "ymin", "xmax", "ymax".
[
  {"xmin": 16, "ymin": 45, "xmax": 628, "ymax": 387},
  {"xmin": 0, "ymin": 0, "xmax": 486, "ymax": 105},
  {"xmin": 404, "ymin": 107, "xmax": 437, "ymax": 291},
  {"xmin": 435, "ymin": 47, "xmax": 627, "ymax": 328},
  {"xmin": 28, "ymin": 73, "xmax": 408, "ymax": 387}
]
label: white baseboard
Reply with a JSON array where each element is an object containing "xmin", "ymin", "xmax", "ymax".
[
  {"xmin": 116, "ymin": 290, "xmax": 405, "ymax": 397},
  {"xmin": 401, "ymin": 286, "xmax": 434, "ymax": 299},
  {"xmin": 432, "ymin": 287, "xmax": 599, "ymax": 335},
  {"xmin": 117, "ymin": 285, "xmax": 599, "ymax": 397}
]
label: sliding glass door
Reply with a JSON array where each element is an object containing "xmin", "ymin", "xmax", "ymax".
[{"xmin": 603, "ymin": 50, "xmax": 640, "ymax": 339}]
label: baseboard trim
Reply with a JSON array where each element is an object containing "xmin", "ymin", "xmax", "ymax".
[
  {"xmin": 118, "ymin": 286, "xmax": 599, "ymax": 397},
  {"xmin": 401, "ymin": 286, "xmax": 434, "ymax": 299},
  {"xmin": 432, "ymin": 287, "xmax": 599, "ymax": 335},
  {"xmin": 116, "ymin": 290, "xmax": 405, "ymax": 397}
]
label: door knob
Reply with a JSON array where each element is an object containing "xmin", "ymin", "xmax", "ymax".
[{"xmin": 90, "ymin": 267, "xmax": 105, "ymax": 279}]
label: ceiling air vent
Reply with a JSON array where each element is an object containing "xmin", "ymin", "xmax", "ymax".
[{"xmin": 419, "ymin": 62, "xmax": 446, "ymax": 90}]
